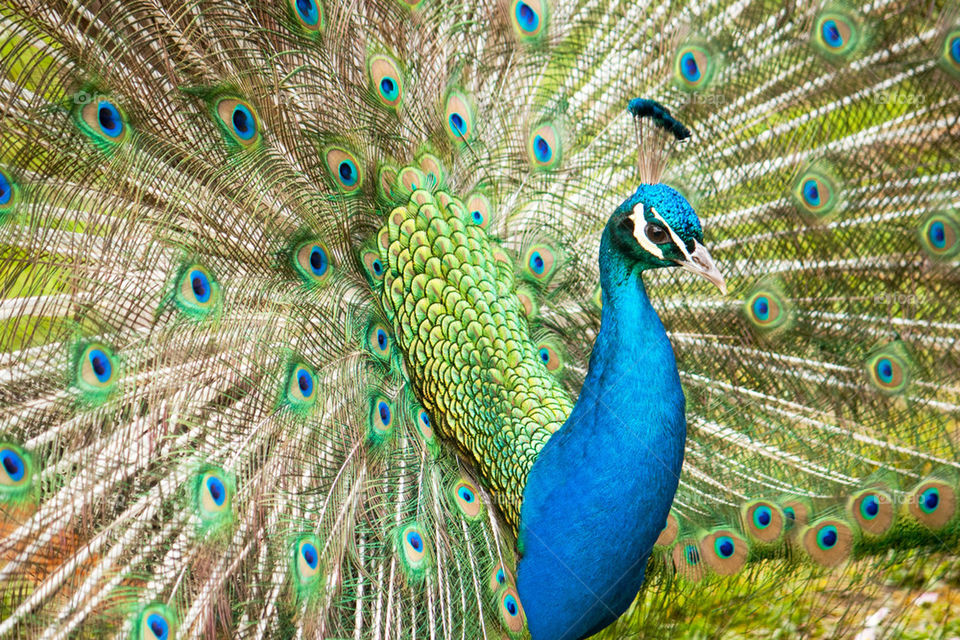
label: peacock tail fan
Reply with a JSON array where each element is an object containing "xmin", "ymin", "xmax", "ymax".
[{"xmin": 0, "ymin": 0, "xmax": 957, "ymax": 638}]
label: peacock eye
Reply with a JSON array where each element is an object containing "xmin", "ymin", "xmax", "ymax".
[{"xmin": 645, "ymin": 223, "xmax": 669, "ymax": 244}]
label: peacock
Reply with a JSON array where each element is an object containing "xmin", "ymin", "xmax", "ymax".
[{"xmin": 0, "ymin": 0, "xmax": 958, "ymax": 638}]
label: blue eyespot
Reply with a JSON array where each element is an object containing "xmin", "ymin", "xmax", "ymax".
[
  {"xmin": 753, "ymin": 505, "xmax": 772, "ymax": 529},
  {"xmin": 471, "ymin": 210, "xmax": 484, "ymax": 225},
  {"xmin": 457, "ymin": 486, "xmax": 475, "ymax": 503},
  {"xmin": 372, "ymin": 259, "xmax": 383, "ymax": 276},
  {"xmin": 920, "ymin": 487, "xmax": 940, "ymax": 514},
  {"xmin": 295, "ymin": 0, "xmax": 319, "ymax": 26},
  {"xmin": 539, "ymin": 348, "xmax": 549, "ymax": 363},
  {"xmin": 146, "ymin": 613, "xmax": 169, "ymax": 640},
  {"xmin": 929, "ymin": 221, "xmax": 946, "ymax": 249},
  {"xmin": 301, "ymin": 541, "xmax": 319, "ymax": 569},
  {"xmin": 380, "ymin": 77, "xmax": 398, "ymax": 101},
  {"xmin": 189, "ymin": 270, "xmax": 211, "ymax": 303},
  {"xmin": 529, "ymin": 251, "xmax": 545, "ymax": 275},
  {"xmin": 420, "ymin": 412, "xmax": 429, "ymax": 427},
  {"xmin": 496, "ymin": 568, "xmax": 505, "ymax": 584},
  {"xmin": 802, "ymin": 179, "xmax": 821, "ymax": 207},
  {"xmin": 951, "ymin": 36, "xmax": 960, "ymax": 64},
  {"xmin": 1, "ymin": 448, "xmax": 25, "ymax": 483},
  {"xmin": 231, "ymin": 104, "xmax": 256, "ymax": 141},
  {"xmin": 875, "ymin": 358, "xmax": 894, "ymax": 384},
  {"xmin": 821, "ymin": 20, "xmax": 844, "ymax": 49},
  {"xmin": 714, "ymin": 536, "xmax": 735, "ymax": 559},
  {"xmin": 449, "ymin": 113, "xmax": 466, "ymax": 136},
  {"xmin": 680, "ymin": 52, "xmax": 701, "ymax": 82},
  {"xmin": 297, "ymin": 369, "xmax": 314, "ymax": 398},
  {"xmin": 532, "ymin": 135, "xmax": 552, "ymax": 163},
  {"xmin": 860, "ymin": 494, "xmax": 880, "ymax": 520},
  {"xmin": 0, "ymin": 172, "xmax": 11, "ymax": 206},
  {"xmin": 784, "ymin": 507, "xmax": 796, "ymax": 521},
  {"xmin": 515, "ymin": 2, "xmax": 539, "ymax": 32},
  {"xmin": 378, "ymin": 401, "xmax": 391, "ymax": 424},
  {"xmin": 406, "ymin": 531, "xmax": 423, "ymax": 552},
  {"xmin": 817, "ymin": 525, "xmax": 838, "ymax": 549},
  {"xmin": 503, "ymin": 593, "xmax": 519, "ymax": 616},
  {"xmin": 309, "ymin": 247, "xmax": 328, "ymax": 276},
  {"xmin": 97, "ymin": 101, "xmax": 123, "ymax": 137},
  {"xmin": 752, "ymin": 296, "xmax": 769, "ymax": 321},
  {"xmin": 89, "ymin": 349, "xmax": 112, "ymax": 383},
  {"xmin": 338, "ymin": 160, "xmax": 358, "ymax": 187},
  {"xmin": 206, "ymin": 476, "xmax": 226, "ymax": 506},
  {"xmin": 376, "ymin": 329, "xmax": 387, "ymax": 350},
  {"xmin": 684, "ymin": 544, "xmax": 700, "ymax": 565}
]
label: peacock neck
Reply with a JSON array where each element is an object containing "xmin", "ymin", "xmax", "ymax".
[{"xmin": 516, "ymin": 228, "xmax": 687, "ymax": 640}]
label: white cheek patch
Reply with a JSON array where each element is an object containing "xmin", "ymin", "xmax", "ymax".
[{"xmin": 630, "ymin": 203, "xmax": 664, "ymax": 259}]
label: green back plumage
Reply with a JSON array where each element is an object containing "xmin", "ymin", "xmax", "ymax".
[{"xmin": 0, "ymin": 0, "xmax": 957, "ymax": 638}]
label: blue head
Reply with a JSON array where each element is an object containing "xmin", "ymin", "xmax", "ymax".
[{"xmin": 605, "ymin": 183, "xmax": 725, "ymax": 292}]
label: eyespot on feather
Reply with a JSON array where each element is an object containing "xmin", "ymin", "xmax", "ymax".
[
  {"xmin": 361, "ymin": 248, "xmax": 386, "ymax": 284},
  {"xmin": 287, "ymin": 0, "xmax": 323, "ymax": 32},
  {"xmin": 451, "ymin": 479, "xmax": 483, "ymax": 519},
  {"xmin": 465, "ymin": 192, "xmax": 493, "ymax": 229},
  {"xmin": 700, "ymin": 529, "xmax": 748, "ymax": 576},
  {"xmin": 801, "ymin": 518, "xmax": 854, "ymax": 567},
  {"xmin": 397, "ymin": 523, "xmax": 430, "ymax": 579},
  {"xmin": 368, "ymin": 396, "xmax": 394, "ymax": 442},
  {"xmin": 414, "ymin": 407, "xmax": 435, "ymax": 442},
  {"xmin": 744, "ymin": 287, "xmax": 788, "ymax": 331},
  {"xmin": 489, "ymin": 562, "xmax": 514, "ymax": 592},
  {"xmin": 847, "ymin": 488, "xmax": 894, "ymax": 536},
  {"xmin": 741, "ymin": 500, "xmax": 784, "ymax": 543},
  {"xmin": 671, "ymin": 538, "xmax": 706, "ymax": 581},
  {"xmin": 792, "ymin": 169, "xmax": 839, "ymax": 218},
  {"xmin": 497, "ymin": 586, "xmax": 526, "ymax": 634},
  {"xmin": 919, "ymin": 212, "xmax": 959, "ymax": 259},
  {"xmin": 215, "ymin": 98, "xmax": 261, "ymax": 148},
  {"xmin": 369, "ymin": 55, "xmax": 404, "ymax": 108},
  {"xmin": 325, "ymin": 147, "xmax": 363, "ymax": 193},
  {"xmin": 781, "ymin": 498, "xmax": 811, "ymax": 530},
  {"xmin": 813, "ymin": 11, "xmax": 861, "ymax": 58},
  {"xmin": 0, "ymin": 444, "xmax": 34, "ymax": 499},
  {"xmin": 674, "ymin": 43, "xmax": 716, "ymax": 90},
  {"xmin": 196, "ymin": 469, "xmax": 232, "ymax": 522},
  {"xmin": 78, "ymin": 97, "xmax": 128, "ymax": 145},
  {"xmin": 175, "ymin": 264, "xmax": 219, "ymax": 317},
  {"xmin": 367, "ymin": 322, "xmax": 392, "ymax": 361},
  {"xmin": 294, "ymin": 535, "xmax": 322, "ymax": 585},
  {"xmin": 76, "ymin": 343, "xmax": 118, "ymax": 399},
  {"xmin": 528, "ymin": 123, "xmax": 561, "ymax": 170},
  {"xmin": 522, "ymin": 244, "xmax": 557, "ymax": 283},
  {"xmin": 134, "ymin": 603, "xmax": 177, "ymax": 640},
  {"xmin": 418, "ymin": 154, "xmax": 444, "ymax": 188},
  {"xmin": 444, "ymin": 91, "xmax": 474, "ymax": 142},
  {"xmin": 293, "ymin": 241, "xmax": 333, "ymax": 285},
  {"xmin": 865, "ymin": 346, "xmax": 910, "ymax": 395},
  {"xmin": 907, "ymin": 479, "xmax": 956, "ymax": 530},
  {"xmin": 0, "ymin": 169, "xmax": 19, "ymax": 214},
  {"xmin": 509, "ymin": 0, "xmax": 547, "ymax": 42},
  {"xmin": 942, "ymin": 29, "xmax": 960, "ymax": 75},
  {"xmin": 286, "ymin": 362, "xmax": 317, "ymax": 411},
  {"xmin": 535, "ymin": 342, "xmax": 562, "ymax": 373}
]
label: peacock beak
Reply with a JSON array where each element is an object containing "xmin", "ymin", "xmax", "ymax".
[{"xmin": 674, "ymin": 241, "xmax": 726, "ymax": 295}]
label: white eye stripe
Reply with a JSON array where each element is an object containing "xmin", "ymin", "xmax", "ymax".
[
  {"xmin": 649, "ymin": 207, "xmax": 693, "ymax": 261},
  {"xmin": 630, "ymin": 204, "xmax": 664, "ymax": 259}
]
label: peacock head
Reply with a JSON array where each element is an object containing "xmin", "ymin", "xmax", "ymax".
[{"xmin": 607, "ymin": 183, "xmax": 726, "ymax": 293}]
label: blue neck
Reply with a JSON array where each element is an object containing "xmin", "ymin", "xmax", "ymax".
[{"xmin": 516, "ymin": 230, "xmax": 687, "ymax": 640}]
